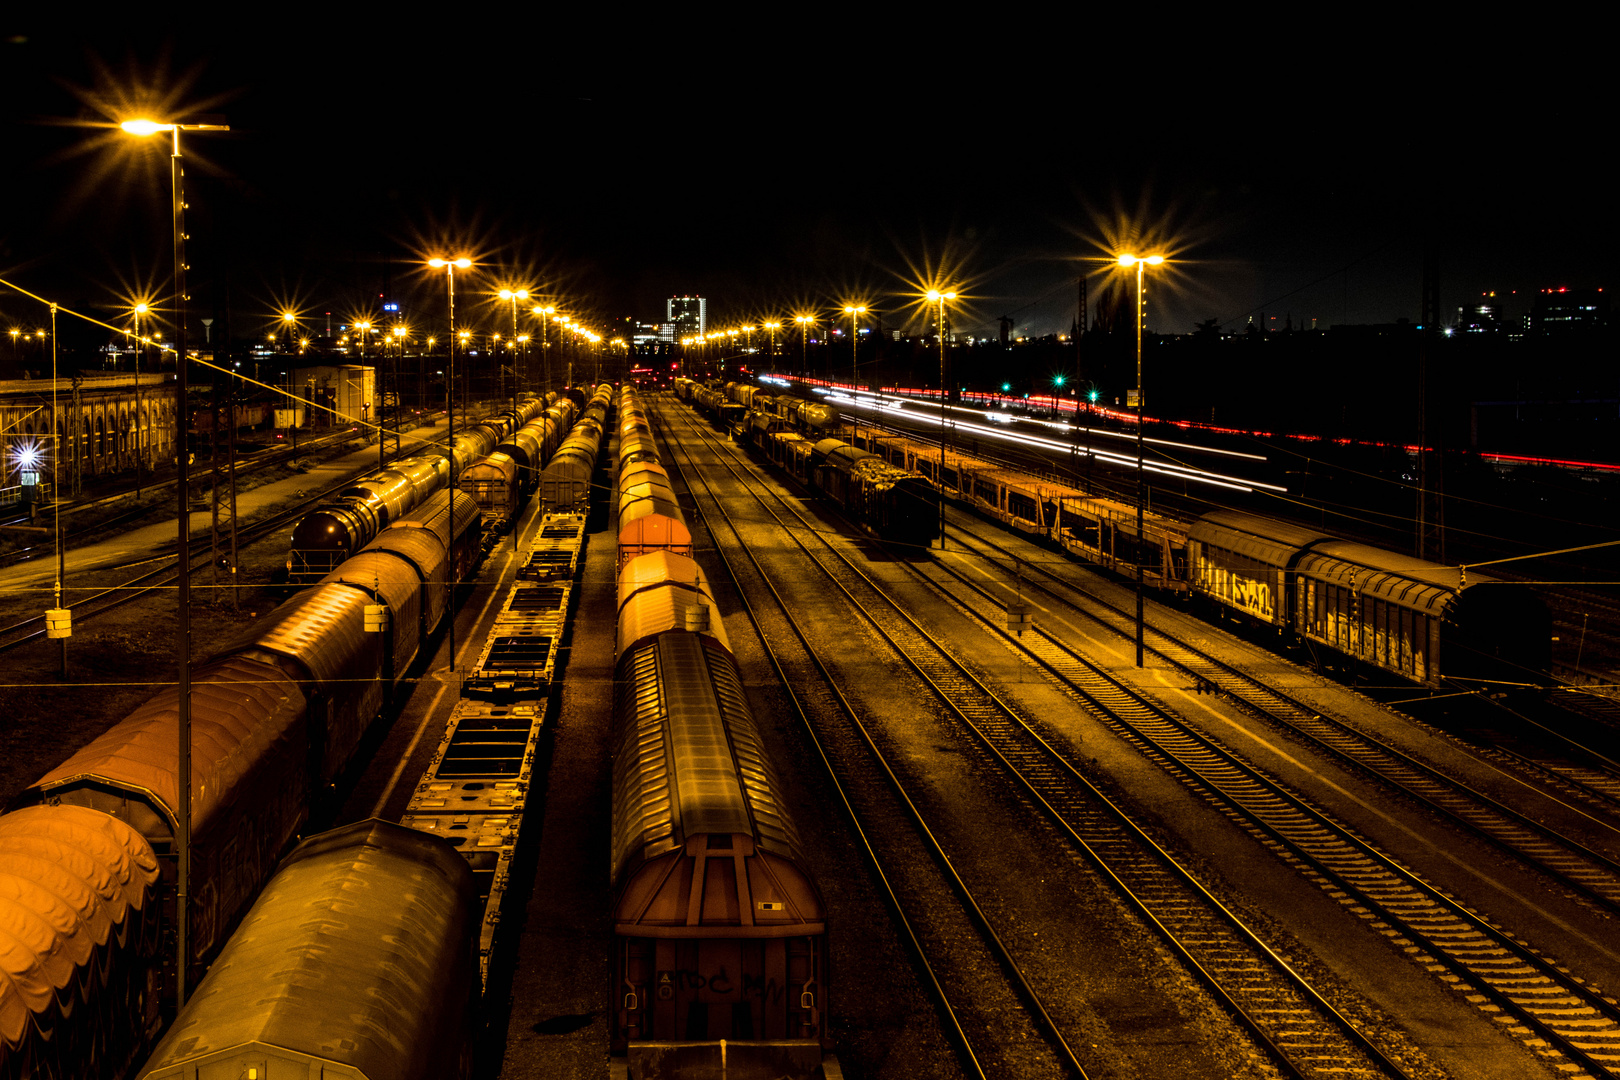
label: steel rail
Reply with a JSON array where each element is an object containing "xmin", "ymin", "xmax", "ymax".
[{"xmin": 667, "ymin": 400, "xmax": 1411, "ymax": 1080}]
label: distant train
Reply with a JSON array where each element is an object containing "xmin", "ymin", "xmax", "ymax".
[
  {"xmin": 684, "ymin": 378, "xmax": 941, "ymax": 549},
  {"xmin": 538, "ymin": 384, "xmax": 614, "ymax": 512},
  {"xmin": 458, "ymin": 392, "xmax": 580, "ymax": 534},
  {"xmin": 610, "ymin": 385, "xmax": 831, "ymax": 1078},
  {"xmin": 719, "ymin": 377, "xmax": 1549, "ymax": 688},
  {"xmin": 1, "ymin": 488, "xmax": 483, "ymax": 1079},
  {"xmin": 287, "ymin": 397, "xmax": 548, "ymax": 583}
]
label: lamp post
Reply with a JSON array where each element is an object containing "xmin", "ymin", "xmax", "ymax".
[
  {"xmin": 430, "ymin": 257, "xmax": 472, "ymax": 673},
  {"xmin": 499, "ymin": 289, "xmax": 527, "ymax": 401},
  {"xmin": 1117, "ymin": 252, "xmax": 1163, "ymax": 668},
  {"xmin": 927, "ymin": 290, "xmax": 955, "ymax": 550},
  {"xmin": 121, "ymin": 114, "xmax": 229, "ymax": 1009},
  {"xmin": 532, "ymin": 304, "xmax": 555, "ymax": 389},
  {"xmin": 795, "ymin": 315, "xmax": 813, "ymax": 380},
  {"xmin": 132, "ymin": 302, "xmax": 150, "ymax": 496},
  {"xmin": 843, "ymin": 305, "xmax": 866, "ymax": 389},
  {"xmin": 763, "ymin": 321, "xmax": 779, "ymax": 371}
]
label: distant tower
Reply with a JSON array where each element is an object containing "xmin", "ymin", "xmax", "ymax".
[{"xmin": 667, "ymin": 296, "xmax": 707, "ymax": 339}]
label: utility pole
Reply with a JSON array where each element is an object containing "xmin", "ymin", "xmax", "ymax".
[{"xmin": 1416, "ymin": 237, "xmax": 1444, "ymax": 564}]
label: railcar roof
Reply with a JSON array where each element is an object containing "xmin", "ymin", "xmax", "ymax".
[
  {"xmin": 1190, "ymin": 509, "xmax": 1339, "ymax": 568},
  {"xmin": 610, "ymin": 635, "xmax": 805, "ymax": 886},
  {"xmin": 0, "ymin": 805, "xmax": 159, "ymax": 1053},
  {"xmin": 618, "ymin": 550, "xmax": 711, "ymax": 613},
  {"xmin": 137, "ymin": 820, "xmax": 475, "ymax": 1080},
  {"xmin": 30, "ymin": 656, "xmax": 307, "ymax": 838}
]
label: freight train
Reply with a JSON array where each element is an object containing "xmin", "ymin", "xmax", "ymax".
[
  {"xmin": 286, "ymin": 396, "xmax": 549, "ymax": 583},
  {"xmin": 684, "ymin": 378, "xmax": 941, "ymax": 549},
  {"xmin": 458, "ymin": 392, "xmax": 581, "ymax": 534},
  {"xmin": 1, "ymin": 487, "xmax": 484, "ymax": 1080},
  {"xmin": 722, "ymin": 377, "xmax": 1549, "ymax": 689},
  {"xmin": 610, "ymin": 385, "xmax": 832, "ymax": 1079},
  {"xmin": 539, "ymin": 384, "xmax": 614, "ymax": 512}
]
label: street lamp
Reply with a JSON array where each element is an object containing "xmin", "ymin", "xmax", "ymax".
[
  {"xmin": 429, "ymin": 256, "xmax": 472, "ymax": 673},
  {"xmin": 794, "ymin": 315, "xmax": 814, "ymax": 380},
  {"xmin": 131, "ymin": 302, "xmax": 151, "ymax": 494},
  {"xmin": 531, "ymin": 304, "xmax": 556, "ymax": 389},
  {"xmin": 1117, "ymin": 252, "xmax": 1164, "ymax": 668},
  {"xmin": 121, "ymin": 113, "xmax": 229, "ymax": 1009},
  {"xmin": 927, "ymin": 290, "xmax": 956, "ymax": 549},
  {"xmin": 843, "ymin": 305, "xmax": 866, "ymax": 389},
  {"xmin": 763, "ymin": 321, "xmax": 779, "ymax": 370},
  {"xmin": 499, "ymin": 288, "xmax": 528, "ymax": 400}
]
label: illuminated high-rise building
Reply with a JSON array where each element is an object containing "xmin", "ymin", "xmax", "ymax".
[{"xmin": 667, "ymin": 295, "xmax": 706, "ymax": 338}]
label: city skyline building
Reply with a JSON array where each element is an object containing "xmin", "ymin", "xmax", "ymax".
[{"xmin": 667, "ymin": 295, "xmax": 706, "ymax": 338}]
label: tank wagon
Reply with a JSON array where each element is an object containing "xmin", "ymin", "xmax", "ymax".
[
  {"xmin": 692, "ymin": 383, "xmax": 745, "ymax": 430},
  {"xmin": 711, "ymin": 380, "xmax": 939, "ymax": 548},
  {"xmin": 136, "ymin": 820, "xmax": 479, "ymax": 1080},
  {"xmin": 611, "ymin": 545, "xmax": 831, "ymax": 1078},
  {"xmin": 2, "ymin": 491, "xmax": 484, "ymax": 1078},
  {"xmin": 287, "ymin": 397, "xmax": 547, "ymax": 583}
]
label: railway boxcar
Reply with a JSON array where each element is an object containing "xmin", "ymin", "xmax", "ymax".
[
  {"xmin": 617, "ymin": 462, "xmax": 692, "ymax": 570},
  {"xmin": 24, "ymin": 655, "xmax": 315, "ymax": 989},
  {"xmin": 1293, "ymin": 537, "xmax": 1549, "ymax": 686},
  {"xmin": 459, "ymin": 450, "xmax": 522, "ymax": 533},
  {"xmin": 137, "ymin": 819, "xmax": 479, "ymax": 1080},
  {"xmin": 539, "ymin": 385, "xmax": 612, "ymax": 512},
  {"xmin": 610, "ymin": 625, "xmax": 828, "ymax": 1078},
  {"xmin": 388, "ymin": 488, "xmax": 484, "ymax": 593},
  {"xmin": 1188, "ymin": 511, "xmax": 1334, "ymax": 628},
  {"xmin": 1189, "ymin": 509, "xmax": 1550, "ymax": 686},
  {"xmin": 0, "ymin": 805, "xmax": 162, "ymax": 1080}
]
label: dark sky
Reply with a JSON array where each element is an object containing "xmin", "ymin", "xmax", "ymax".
[{"xmin": 2, "ymin": 21, "xmax": 1612, "ymax": 347}]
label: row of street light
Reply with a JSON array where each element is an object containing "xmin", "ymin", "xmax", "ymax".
[
  {"xmin": 681, "ymin": 262, "xmax": 1164, "ymax": 669},
  {"xmin": 113, "ymin": 115, "xmax": 609, "ymax": 1010}
]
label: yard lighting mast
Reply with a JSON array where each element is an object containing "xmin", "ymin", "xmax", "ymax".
[{"xmin": 1117, "ymin": 253, "xmax": 1163, "ymax": 668}]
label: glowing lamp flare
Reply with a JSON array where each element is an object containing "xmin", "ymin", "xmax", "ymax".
[{"xmin": 1117, "ymin": 254, "xmax": 1165, "ymax": 267}]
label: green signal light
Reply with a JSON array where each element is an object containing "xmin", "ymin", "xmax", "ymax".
[
  {"xmin": 1053, "ymin": 375, "xmax": 1066, "ymax": 387},
  {"xmin": 1088, "ymin": 389, "xmax": 1099, "ymax": 402}
]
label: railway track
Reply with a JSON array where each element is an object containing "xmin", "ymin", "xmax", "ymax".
[
  {"xmin": 0, "ymin": 457, "xmax": 380, "ymax": 655},
  {"xmin": 893, "ymin": 520, "xmax": 1620, "ymax": 1076},
  {"xmin": 934, "ymin": 523, "xmax": 1620, "ymax": 912},
  {"xmin": 662, "ymin": 401, "xmax": 1421, "ymax": 1080},
  {"xmin": 667, "ymin": 412, "xmax": 1074, "ymax": 1078}
]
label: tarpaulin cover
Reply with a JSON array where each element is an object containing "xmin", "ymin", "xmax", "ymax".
[{"xmin": 0, "ymin": 805, "xmax": 157, "ymax": 1052}]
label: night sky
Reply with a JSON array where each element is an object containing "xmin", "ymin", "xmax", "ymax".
[{"xmin": 2, "ymin": 21, "xmax": 1612, "ymax": 349}]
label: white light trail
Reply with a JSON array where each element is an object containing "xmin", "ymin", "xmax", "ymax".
[{"xmin": 839, "ymin": 393, "xmax": 1285, "ymax": 494}]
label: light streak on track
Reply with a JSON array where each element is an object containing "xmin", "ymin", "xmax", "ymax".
[{"xmin": 829, "ymin": 390, "xmax": 1286, "ymax": 495}]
